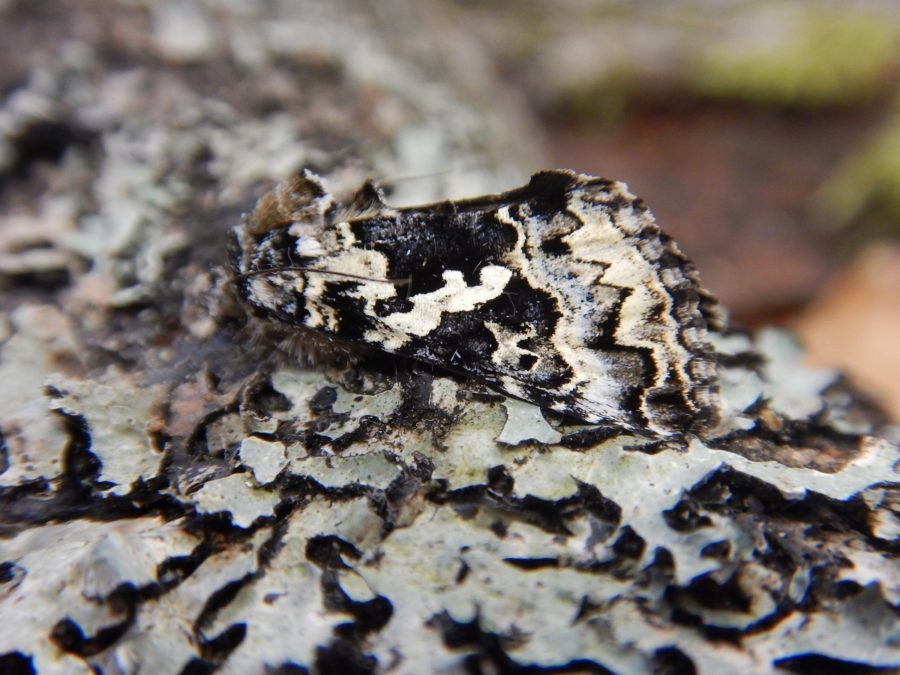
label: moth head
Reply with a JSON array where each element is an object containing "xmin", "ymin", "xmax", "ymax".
[{"xmin": 242, "ymin": 169, "xmax": 334, "ymax": 237}]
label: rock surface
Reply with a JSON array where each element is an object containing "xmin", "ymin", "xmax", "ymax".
[{"xmin": 0, "ymin": 2, "xmax": 897, "ymax": 674}]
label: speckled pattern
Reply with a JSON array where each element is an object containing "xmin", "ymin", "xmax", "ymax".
[
  {"xmin": 233, "ymin": 170, "xmax": 723, "ymax": 436},
  {"xmin": 0, "ymin": 1, "xmax": 897, "ymax": 674}
]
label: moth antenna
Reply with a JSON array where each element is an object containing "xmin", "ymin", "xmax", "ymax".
[{"xmin": 235, "ymin": 266, "xmax": 411, "ymax": 286}]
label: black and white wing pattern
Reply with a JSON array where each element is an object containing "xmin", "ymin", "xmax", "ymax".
[{"xmin": 232, "ymin": 170, "xmax": 725, "ymax": 436}]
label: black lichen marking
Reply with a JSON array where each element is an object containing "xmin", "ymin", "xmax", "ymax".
[
  {"xmin": 0, "ymin": 427, "xmax": 8, "ymax": 475},
  {"xmin": 233, "ymin": 169, "xmax": 725, "ymax": 436},
  {"xmin": 1, "ymin": 118, "xmax": 95, "ymax": 183},
  {"xmin": 304, "ymin": 535, "xmax": 388, "ymax": 675},
  {"xmin": 0, "ymin": 652, "xmax": 36, "ymax": 675},
  {"xmin": 199, "ymin": 623, "xmax": 247, "ymax": 666},
  {"xmin": 314, "ymin": 639, "xmax": 377, "ymax": 675},
  {"xmin": 663, "ymin": 498, "xmax": 714, "ymax": 532},
  {"xmin": 49, "ymin": 584, "xmax": 138, "ymax": 657},
  {"xmin": 773, "ymin": 653, "xmax": 899, "ymax": 675},
  {"xmin": 426, "ymin": 610, "xmax": 617, "ymax": 674},
  {"xmin": 611, "ymin": 525, "xmax": 646, "ymax": 560},
  {"xmin": 651, "ymin": 647, "xmax": 697, "ymax": 675}
]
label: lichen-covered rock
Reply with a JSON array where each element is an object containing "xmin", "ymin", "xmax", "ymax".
[{"xmin": 0, "ymin": 1, "xmax": 897, "ymax": 674}]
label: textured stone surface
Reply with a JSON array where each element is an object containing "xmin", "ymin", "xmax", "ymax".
[{"xmin": 0, "ymin": 1, "xmax": 897, "ymax": 674}]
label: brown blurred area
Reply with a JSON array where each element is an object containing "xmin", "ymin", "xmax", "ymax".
[{"xmin": 441, "ymin": 0, "xmax": 900, "ymax": 420}]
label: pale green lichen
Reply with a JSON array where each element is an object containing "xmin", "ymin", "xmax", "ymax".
[
  {"xmin": 692, "ymin": 7, "xmax": 898, "ymax": 108},
  {"xmin": 0, "ymin": 518, "xmax": 198, "ymax": 674},
  {"xmin": 0, "ymin": 306, "xmax": 76, "ymax": 487},
  {"xmin": 813, "ymin": 115, "xmax": 900, "ymax": 234},
  {"xmin": 47, "ymin": 374, "xmax": 168, "ymax": 495},
  {"xmin": 1, "ymin": 1, "xmax": 898, "ymax": 673},
  {"xmin": 191, "ymin": 473, "xmax": 279, "ymax": 528}
]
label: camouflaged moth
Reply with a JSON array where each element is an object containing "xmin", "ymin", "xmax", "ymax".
[{"xmin": 232, "ymin": 170, "xmax": 724, "ymax": 435}]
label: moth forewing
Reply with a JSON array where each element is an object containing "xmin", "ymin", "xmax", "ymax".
[{"xmin": 232, "ymin": 170, "xmax": 723, "ymax": 436}]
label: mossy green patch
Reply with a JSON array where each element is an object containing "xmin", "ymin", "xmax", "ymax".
[{"xmin": 693, "ymin": 9, "xmax": 898, "ymax": 108}]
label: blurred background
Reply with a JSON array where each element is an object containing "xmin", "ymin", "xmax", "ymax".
[{"xmin": 437, "ymin": 0, "xmax": 900, "ymax": 419}]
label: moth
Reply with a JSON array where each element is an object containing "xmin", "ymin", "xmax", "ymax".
[{"xmin": 231, "ymin": 169, "xmax": 725, "ymax": 436}]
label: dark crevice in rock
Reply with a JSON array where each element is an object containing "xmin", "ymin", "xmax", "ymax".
[
  {"xmin": 157, "ymin": 540, "xmax": 215, "ymax": 592},
  {"xmin": 306, "ymin": 534, "xmax": 363, "ymax": 570},
  {"xmin": 669, "ymin": 570, "xmax": 752, "ymax": 613},
  {"xmin": 0, "ymin": 118, "xmax": 95, "ymax": 184},
  {"xmin": 179, "ymin": 657, "xmax": 216, "ymax": 675},
  {"xmin": 374, "ymin": 459, "xmax": 435, "ymax": 535},
  {"xmin": 612, "ymin": 526, "xmax": 646, "ymax": 559},
  {"xmin": 0, "ymin": 427, "xmax": 8, "ymax": 475},
  {"xmin": 436, "ymin": 485, "xmax": 581, "ymax": 536},
  {"xmin": 662, "ymin": 499, "xmax": 714, "ymax": 532},
  {"xmin": 427, "ymin": 611, "xmax": 616, "ymax": 674},
  {"xmin": 191, "ymin": 521, "xmax": 289, "ymax": 638},
  {"xmin": 558, "ymin": 425, "xmax": 638, "ymax": 450},
  {"xmin": 194, "ymin": 576, "xmax": 253, "ymax": 637},
  {"xmin": 242, "ymin": 377, "xmax": 294, "ymax": 419},
  {"xmin": 306, "ymin": 533, "xmax": 391, "ymax": 671},
  {"xmin": 314, "ymin": 638, "xmax": 378, "ymax": 675},
  {"xmin": 185, "ymin": 405, "xmax": 241, "ymax": 458},
  {"xmin": 773, "ymin": 653, "xmax": 897, "ymax": 674},
  {"xmin": 699, "ymin": 540, "xmax": 731, "ymax": 560},
  {"xmin": 487, "ymin": 464, "xmax": 515, "ymax": 495},
  {"xmin": 686, "ymin": 466, "xmax": 877, "ymax": 544},
  {"xmin": 0, "ymin": 651, "xmax": 36, "ymax": 675},
  {"xmin": 503, "ymin": 557, "xmax": 560, "ymax": 570},
  {"xmin": 0, "ymin": 411, "xmax": 189, "ymax": 535},
  {"xmin": 199, "ymin": 622, "xmax": 247, "ymax": 666},
  {"xmin": 715, "ymin": 350, "xmax": 766, "ymax": 373},
  {"xmin": 49, "ymin": 583, "xmax": 138, "ymax": 657},
  {"xmin": 309, "ymin": 386, "xmax": 339, "ymax": 415},
  {"xmin": 326, "ymin": 416, "xmax": 388, "ymax": 455},
  {"xmin": 57, "ymin": 409, "xmax": 103, "ymax": 488},
  {"xmin": 622, "ymin": 437, "xmax": 688, "ymax": 455},
  {"xmin": 651, "ymin": 646, "xmax": 697, "ymax": 675}
]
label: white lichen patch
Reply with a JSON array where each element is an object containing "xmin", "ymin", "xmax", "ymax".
[
  {"xmin": 0, "ymin": 518, "xmax": 198, "ymax": 674},
  {"xmin": 203, "ymin": 503, "xmax": 364, "ymax": 673},
  {"xmin": 746, "ymin": 585, "xmax": 900, "ymax": 668},
  {"xmin": 755, "ymin": 328, "xmax": 840, "ymax": 420},
  {"xmin": 511, "ymin": 440, "xmax": 739, "ymax": 582},
  {"xmin": 47, "ymin": 373, "xmax": 168, "ymax": 495},
  {"xmin": 358, "ymin": 505, "xmax": 497, "ymax": 673},
  {"xmin": 0, "ymin": 306, "xmax": 77, "ymax": 486},
  {"xmin": 328, "ymin": 384, "xmax": 405, "ymax": 432},
  {"xmin": 239, "ymin": 436, "xmax": 288, "ymax": 484},
  {"xmin": 204, "ymin": 412, "xmax": 250, "ymax": 456},
  {"xmin": 102, "ymin": 527, "xmax": 274, "ymax": 674},
  {"xmin": 150, "ymin": 2, "xmax": 216, "ymax": 63},
  {"xmin": 1, "ymin": 1, "xmax": 898, "ymax": 672},
  {"xmin": 838, "ymin": 547, "xmax": 900, "ymax": 606},
  {"xmin": 0, "ymin": 198, "xmax": 79, "ymax": 278},
  {"xmin": 498, "ymin": 398, "xmax": 562, "ymax": 445},
  {"xmin": 270, "ymin": 367, "xmax": 325, "ymax": 420},
  {"xmin": 289, "ymin": 451, "xmax": 401, "ymax": 490},
  {"xmin": 190, "ymin": 473, "xmax": 279, "ymax": 528},
  {"xmin": 430, "ymin": 402, "xmax": 521, "ymax": 487},
  {"xmin": 296, "ymin": 496, "xmax": 386, "ymax": 552}
]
